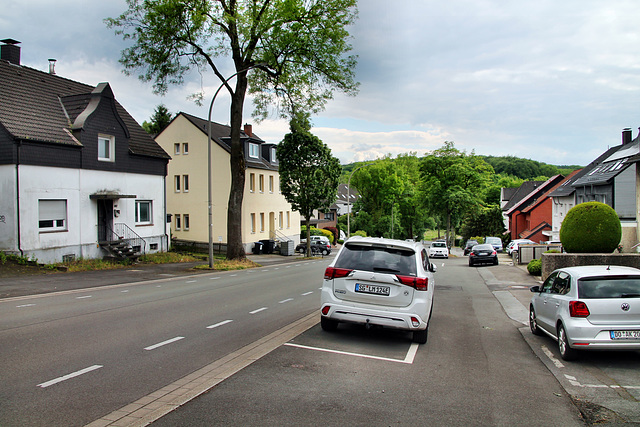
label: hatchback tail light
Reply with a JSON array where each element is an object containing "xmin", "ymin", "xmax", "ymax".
[
  {"xmin": 324, "ymin": 267, "xmax": 352, "ymax": 280},
  {"xmin": 492, "ymin": 250, "xmax": 497, "ymax": 255},
  {"xmin": 569, "ymin": 300, "xmax": 590, "ymax": 317},
  {"xmin": 396, "ymin": 275, "xmax": 428, "ymax": 291}
]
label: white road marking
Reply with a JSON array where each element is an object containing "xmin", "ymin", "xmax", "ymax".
[
  {"xmin": 186, "ymin": 280, "xmax": 197, "ymax": 283},
  {"xmin": 250, "ymin": 307, "xmax": 268, "ymax": 314},
  {"xmin": 16, "ymin": 304, "xmax": 36, "ymax": 308},
  {"xmin": 403, "ymin": 343, "xmax": 419, "ymax": 363},
  {"xmin": 279, "ymin": 298, "xmax": 294, "ymax": 303},
  {"xmin": 76, "ymin": 296, "xmax": 92, "ymax": 299},
  {"xmin": 121, "ymin": 290, "xmax": 129, "ymax": 293},
  {"xmin": 301, "ymin": 291, "xmax": 313, "ymax": 296},
  {"xmin": 284, "ymin": 343, "xmax": 417, "ymax": 364},
  {"xmin": 230, "ymin": 274, "xmax": 238, "ymax": 277},
  {"xmin": 541, "ymin": 345, "xmax": 565, "ymax": 368},
  {"xmin": 207, "ymin": 320, "xmax": 233, "ymax": 329},
  {"xmin": 210, "ymin": 277, "xmax": 220, "ymax": 280},
  {"xmin": 38, "ymin": 365, "xmax": 103, "ymax": 388},
  {"xmin": 145, "ymin": 336, "xmax": 185, "ymax": 351}
]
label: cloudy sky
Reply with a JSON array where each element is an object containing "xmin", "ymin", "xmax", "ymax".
[{"xmin": 4, "ymin": 0, "xmax": 640, "ymax": 166}]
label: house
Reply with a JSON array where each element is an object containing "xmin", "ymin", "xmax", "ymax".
[
  {"xmin": 335, "ymin": 183, "xmax": 361, "ymax": 216},
  {"xmin": 546, "ymin": 169, "xmax": 584, "ymax": 241},
  {"xmin": 154, "ymin": 112, "xmax": 301, "ymax": 253},
  {"xmin": 0, "ymin": 39, "xmax": 170, "ymax": 264}
]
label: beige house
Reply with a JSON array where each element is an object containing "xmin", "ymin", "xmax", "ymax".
[{"xmin": 155, "ymin": 112, "xmax": 301, "ymax": 253}]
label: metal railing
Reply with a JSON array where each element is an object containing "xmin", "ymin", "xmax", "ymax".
[{"xmin": 105, "ymin": 223, "xmax": 147, "ymax": 255}]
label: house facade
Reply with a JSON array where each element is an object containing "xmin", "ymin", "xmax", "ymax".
[
  {"xmin": 155, "ymin": 112, "xmax": 300, "ymax": 253},
  {"xmin": 0, "ymin": 40, "xmax": 170, "ymax": 264}
]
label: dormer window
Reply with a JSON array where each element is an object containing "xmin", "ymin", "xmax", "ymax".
[
  {"xmin": 98, "ymin": 134, "xmax": 115, "ymax": 162},
  {"xmin": 271, "ymin": 147, "xmax": 277, "ymax": 163},
  {"xmin": 249, "ymin": 142, "xmax": 260, "ymax": 158}
]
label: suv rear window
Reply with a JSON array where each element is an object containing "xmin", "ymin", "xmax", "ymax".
[
  {"xmin": 578, "ymin": 276, "xmax": 640, "ymax": 299},
  {"xmin": 334, "ymin": 243, "xmax": 417, "ymax": 276}
]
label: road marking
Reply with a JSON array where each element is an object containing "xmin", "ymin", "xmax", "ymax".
[
  {"xmin": 250, "ymin": 307, "xmax": 268, "ymax": 314},
  {"xmin": 301, "ymin": 291, "xmax": 313, "ymax": 296},
  {"xmin": 76, "ymin": 295, "xmax": 92, "ymax": 299},
  {"xmin": 186, "ymin": 280, "xmax": 197, "ymax": 283},
  {"xmin": 279, "ymin": 298, "xmax": 293, "ymax": 303},
  {"xmin": 230, "ymin": 274, "xmax": 238, "ymax": 277},
  {"xmin": 38, "ymin": 365, "xmax": 103, "ymax": 388},
  {"xmin": 284, "ymin": 342, "xmax": 417, "ymax": 364},
  {"xmin": 121, "ymin": 290, "xmax": 129, "ymax": 293},
  {"xmin": 207, "ymin": 320, "xmax": 233, "ymax": 329},
  {"xmin": 16, "ymin": 304, "xmax": 36, "ymax": 308},
  {"xmin": 210, "ymin": 277, "xmax": 220, "ymax": 280},
  {"xmin": 541, "ymin": 345, "xmax": 565, "ymax": 368},
  {"xmin": 563, "ymin": 374, "xmax": 640, "ymax": 390},
  {"xmin": 145, "ymin": 336, "xmax": 185, "ymax": 351}
]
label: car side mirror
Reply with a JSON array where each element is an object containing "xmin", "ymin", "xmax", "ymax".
[
  {"xmin": 429, "ymin": 264, "xmax": 437, "ymax": 273},
  {"xmin": 530, "ymin": 285, "xmax": 540, "ymax": 293}
]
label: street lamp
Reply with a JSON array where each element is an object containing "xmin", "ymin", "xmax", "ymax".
[
  {"xmin": 346, "ymin": 162, "xmax": 374, "ymax": 239},
  {"xmin": 207, "ymin": 65, "xmax": 264, "ymax": 267}
]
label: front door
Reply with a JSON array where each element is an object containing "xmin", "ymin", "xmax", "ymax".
[{"xmin": 97, "ymin": 199, "xmax": 114, "ymax": 242}]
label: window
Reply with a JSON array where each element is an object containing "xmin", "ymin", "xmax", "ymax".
[
  {"xmin": 183, "ymin": 214, "xmax": 190, "ymax": 230},
  {"xmin": 279, "ymin": 211, "xmax": 283, "ymax": 229},
  {"xmin": 325, "ymin": 212, "xmax": 335, "ymax": 221},
  {"xmin": 182, "ymin": 143, "xmax": 189, "ymax": 154},
  {"xmin": 136, "ymin": 200, "xmax": 152, "ymax": 224},
  {"xmin": 251, "ymin": 213, "xmax": 256, "ymax": 233},
  {"xmin": 174, "ymin": 175, "xmax": 181, "ymax": 192},
  {"xmin": 38, "ymin": 199, "xmax": 67, "ymax": 231},
  {"xmin": 271, "ymin": 147, "xmax": 277, "ymax": 163},
  {"xmin": 249, "ymin": 143, "xmax": 260, "ymax": 158},
  {"xmin": 98, "ymin": 134, "xmax": 114, "ymax": 162},
  {"xmin": 175, "ymin": 214, "xmax": 181, "ymax": 230},
  {"xmin": 174, "ymin": 143, "xmax": 180, "ymax": 155},
  {"xmin": 250, "ymin": 173, "xmax": 255, "ymax": 192},
  {"xmin": 260, "ymin": 213, "xmax": 265, "ymax": 232},
  {"xmin": 183, "ymin": 175, "xmax": 189, "ymax": 192},
  {"xmin": 269, "ymin": 176, "xmax": 274, "ymax": 193},
  {"xmin": 259, "ymin": 174, "xmax": 264, "ymax": 193},
  {"xmin": 287, "ymin": 211, "xmax": 290, "ymax": 228}
]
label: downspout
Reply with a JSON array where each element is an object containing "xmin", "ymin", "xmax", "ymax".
[
  {"xmin": 16, "ymin": 140, "xmax": 23, "ymax": 256},
  {"xmin": 163, "ymin": 163, "xmax": 168, "ymax": 252}
]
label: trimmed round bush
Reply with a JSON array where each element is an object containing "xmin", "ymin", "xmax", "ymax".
[
  {"xmin": 559, "ymin": 202, "xmax": 621, "ymax": 253},
  {"xmin": 527, "ymin": 259, "xmax": 542, "ymax": 276}
]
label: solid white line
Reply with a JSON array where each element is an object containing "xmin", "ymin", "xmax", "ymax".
[
  {"xmin": 250, "ymin": 307, "xmax": 268, "ymax": 314},
  {"xmin": 145, "ymin": 336, "xmax": 185, "ymax": 351},
  {"xmin": 403, "ymin": 343, "xmax": 419, "ymax": 363},
  {"xmin": 284, "ymin": 343, "xmax": 414, "ymax": 364},
  {"xmin": 207, "ymin": 320, "xmax": 233, "ymax": 329},
  {"xmin": 38, "ymin": 365, "xmax": 103, "ymax": 388},
  {"xmin": 301, "ymin": 291, "xmax": 313, "ymax": 296},
  {"xmin": 76, "ymin": 296, "xmax": 92, "ymax": 299},
  {"xmin": 279, "ymin": 298, "xmax": 294, "ymax": 304}
]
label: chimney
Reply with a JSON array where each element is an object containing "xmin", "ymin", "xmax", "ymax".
[
  {"xmin": 622, "ymin": 128, "xmax": 633, "ymax": 145},
  {"xmin": 48, "ymin": 58, "xmax": 56, "ymax": 74},
  {"xmin": 1, "ymin": 38, "xmax": 21, "ymax": 65},
  {"xmin": 244, "ymin": 123, "xmax": 253, "ymax": 137}
]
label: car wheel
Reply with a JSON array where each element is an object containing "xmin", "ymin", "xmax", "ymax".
[
  {"xmin": 320, "ymin": 316, "xmax": 338, "ymax": 332},
  {"xmin": 298, "ymin": 247, "xmax": 305, "ymax": 254},
  {"xmin": 557, "ymin": 323, "xmax": 577, "ymax": 361},
  {"xmin": 468, "ymin": 260, "xmax": 474, "ymax": 267},
  {"xmin": 322, "ymin": 249, "xmax": 329, "ymax": 256},
  {"xmin": 413, "ymin": 328, "xmax": 428, "ymax": 344},
  {"xmin": 529, "ymin": 306, "xmax": 542, "ymax": 336},
  {"xmin": 493, "ymin": 259, "xmax": 499, "ymax": 265}
]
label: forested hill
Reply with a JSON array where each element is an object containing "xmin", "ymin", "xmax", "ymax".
[{"xmin": 479, "ymin": 156, "xmax": 582, "ymax": 180}]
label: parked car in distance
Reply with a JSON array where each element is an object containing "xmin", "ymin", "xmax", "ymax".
[
  {"xmin": 321, "ymin": 237, "xmax": 436, "ymax": 344},
  {"xmin": 506, "ymin": 239, "xmax": 535, "ymax": 255},
  {"xmin": 468, "ymin": 244, "xmax": 498, "ymax": 266},
  {"xmin": 428, "ymin": 241, "xmax": 449, "ymax": 258},
  {"xmin": 463, "ymin": 239, "xmax": 479, "ymax": 256},
  {"xmin": 296, "ymin": 239, "xmax": 331, "ymax": 255},
  {"xmin": 485, "ymin": 236, "xmax": 503, "ymax": 253},
  {"xmin": 529, "ymin": 265, "xmax": 640, "ymax": 361}
]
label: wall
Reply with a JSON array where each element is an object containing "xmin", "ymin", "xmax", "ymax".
[
  {"xmin": 0, "ymin": 165, "xmax": 17, "ymax": 251},
  {"xmin": 541, "ymin": 253, "xmax": 640, "ymax": 280}
]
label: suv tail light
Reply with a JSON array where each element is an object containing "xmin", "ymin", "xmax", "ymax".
[
  {"xmin": 324, "ymin": 267, "xmax": 352, "ymax": 280},
  {"xmin": 396, "ymin": 275, "xmax": 428, "ymax": 291},
  {"xmin": 569, "ymin": 300, "xmax": 590, "ymax": 317}
]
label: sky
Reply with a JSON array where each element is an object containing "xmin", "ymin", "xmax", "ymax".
[{"xmin": 4, "ymin": 0, "xmax": 640, "ymax": 166}]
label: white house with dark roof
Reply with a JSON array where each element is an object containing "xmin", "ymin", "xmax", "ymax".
[{"xmin": 0, "ymin": 39, "xmax": 170, "ymax": 263}]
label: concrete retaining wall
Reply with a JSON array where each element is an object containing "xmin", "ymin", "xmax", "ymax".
[{"xmin": 541, "ymin": 253, "xmax": 640, "ymax": 280}]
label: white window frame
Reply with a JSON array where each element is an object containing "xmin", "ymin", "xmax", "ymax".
[
  {"xmin": 271, "ymin": 147, "xmax": 277, "ymax": 163},
  {"xmin": 249, "ymin": 143, "xmax": 260, "ymax": 159},
  {"xmin": 175, "ymin": 214, "xmax": 181, "ymax": 230},
  {"xmin": 174, "ymin": 143, "xmax": 180, "ymax": 155},
  {"xmin": 250, "ymin": 173, "xmax": 255, "ymax": 192},
  {"xmin": 183, "ymin": 175, "xmax": 189, "ymax": 192},
  {"xmin": 38, "ymin": 199, "xmax": 67, "ymax": 232},
  {"xmin": 174, "ymin": 175, "xmax": 181, "ymax": 192},
  {"xmin": 98, "ymin": 134, "xmax": 115, "ymax": 162},
  {"xmin": 183, "ymin": 214, "xmax": 190, "ymax": 230},
  {"xmin": 135, "ymin": 200, "xmax": 153, "ymax": 225},
  {"xmin": 182, "ymin": 142, "xmax": 189, "ymax": 155}
]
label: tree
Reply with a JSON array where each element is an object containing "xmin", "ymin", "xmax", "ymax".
[
  {"xmin": 419, "ymin": 142, "xmax": 493, "ymax": 248},
  {"xmin": 106, "ymin": 0, "xmax": 358, "ymax": 259},
  {"xmin": 460, "ymin": 205, "xmax": 506, "ymax": 242},
  {"xmin": 142, "ymin": 104, "xmax": 173, "ymax": 135},
  {"xmin": 278, "ymin": 130, "xmax": 341, "ymax": 256}
]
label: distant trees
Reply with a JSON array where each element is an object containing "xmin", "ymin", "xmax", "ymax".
[{"xmin": 142, "ymin": 104, "xmax": 173, "ymax": 135}]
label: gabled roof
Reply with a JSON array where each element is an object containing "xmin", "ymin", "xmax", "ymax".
[
  {"xmin": 335, "ymin": 183, "xmax": 360, "ymax": 203},
  {"xmin": 546, "ymin": 168, "xmax": 583, "ymax": 198},
  {"xmin": 501, "ymin": 181, "xmax": 545, "ymax": 212},
  {"xmin": 504, "ymin": 175, "xmax": 565, "ymax": 216},
  {"xmin": 522, "ymin": 221, "xmax": 551, "ymax": 240},
  {"xmin": 572, "ymin": 140, "xmax": 638, "ymax": 187},
  {"xmin": 0, "ymin": 58, "xmax": 169, "ymax": 159}
]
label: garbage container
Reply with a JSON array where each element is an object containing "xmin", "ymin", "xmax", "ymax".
[
  {"xmin": 252, "ymin": 241, "xmax": 263, "ymax": 254},
  {"xmin": 260, "ymin": 239, "xmax": 275, "ymax": 254}
]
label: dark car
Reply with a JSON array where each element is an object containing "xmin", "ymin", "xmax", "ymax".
[
  {"xmin": 463, "ymin": 239, "xmax": 478, "ymax": 256},
  {"xmin": 296, "ymin": 240, "xmax": 331, "ymax": 255},
  {"xmin": 468, "ymin": 244, "xmax": 498, "ymax": 266}
]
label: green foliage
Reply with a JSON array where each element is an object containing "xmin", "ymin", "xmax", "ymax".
[
  {"xmin": 352, "ymin": 230, "xmax": 367, "ymax": 237},
  {"xmin": 460, "ymin": 205, "xmax": 505, "ymax": 242},
  {"xmin": 527, "ymin": 259, "xmax": 542, "ymax": 276},
  {"xmin": 470, "ymin": 236, "xmax": 485, "ymax": 244},
  {"xmin": 560, "ymin": 202, "xmax": 621, "ymax": 253},
  {"xmin": 480, "ymin": 155, "xmax": 578, "ymax": 180},
  {"xmin": 301, "ymin": 226, "xmax": 335, "ymax": 244},
  {"xmin": 142, "ymin": 104, "xmax": 173, "ymax": 135}
]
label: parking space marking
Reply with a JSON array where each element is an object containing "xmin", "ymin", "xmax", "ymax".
[
  {"xmin": 541, "ymin": 345, "xmax": 565, "ymax": 368},
  {"xmin": 564, "ymin": 374, "xmax": 640, "ymax": 390},
  {"xmin": 38, "ymin": 365, "xmax": 103, "ymax": 388},
  {"xmin": 284, "ymin": 342, "xmax": 419, "ymax": 364}
]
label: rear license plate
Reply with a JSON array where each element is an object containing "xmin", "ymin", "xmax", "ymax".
[
  {"xmin": 610, "ymin": 330, "xmax": 640, "ymax": 340},
  {"xmin": 355, "ymin": 283, "xmax": 390, "ymax": 296}
]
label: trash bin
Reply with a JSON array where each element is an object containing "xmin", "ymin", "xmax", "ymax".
[
  {"xmin": 252, "ymin": 241, "xmax": 263, "ymax": 254},
  {"xmin": 260, "ymin": 239, "xmax": 275, "ymax": 254}
]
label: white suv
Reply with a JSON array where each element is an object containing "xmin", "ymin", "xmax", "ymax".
[{"xmin": 321, "ymin": 237, "xmax": 436, "ymax": 343}]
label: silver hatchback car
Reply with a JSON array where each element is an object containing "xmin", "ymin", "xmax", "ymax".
[
  {"xmin": 321, "ymin": 237, "xmax": 436, "ymax": 343},
  {"xmin": 529, "ymin": 265, "xmax": 640, "ymax": 360}
]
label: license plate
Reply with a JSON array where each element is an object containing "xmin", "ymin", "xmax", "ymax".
[
  {"xmin": 355, "ymin": 283, "xmax": 390, "ymax": 296},
  {"xmin": 610, "ymin": 330, "xmax": 640, "ymax": 340}
]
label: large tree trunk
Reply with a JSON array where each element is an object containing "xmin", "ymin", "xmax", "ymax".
[
  {"xmin": 226, "ymin": 77, "xmax": 248, "ymax": 260},
  {"xmin": 305, "ymin": 216, "xmax": 312, "ymax": 257}
]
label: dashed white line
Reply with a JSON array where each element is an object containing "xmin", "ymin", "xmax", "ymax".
[
  {"xmin": 279, "ymin": 298, "xmax": 294, "ymax": 304},
  {"xmin": 301, "ymin": 291, "xmax": 313, "ymax": 296},
  {"xmin": 249, "ymin": 307, "xmax": 268, "ymax": 314},
  {"xmin": 145, "ymin": 336, "xmax": 185, "ymax": 351},
  {"xmin": 207, "ymin": 320, "xmax": 233, "ymax": 329},
  {"xmin": 38, "ymin": 365, "xmax": 103, "ymax": 388},
  {"xmin": 186, "ymin": 280, "xmax": 197, "ymax": 283},
  {"xmin": 16, "ymin": 304, "xmax": 36, "ymax": 308},
  {"xmin": 121, "ymin": 290, "xmax": 129, "ymax": 293},
  {"xmin": 76, "ymin": 296, "xmax": 92, "ymax": 299},
  {"xmin": 210, "ymin": 277, "xmax": 220, "ymax": 280}
]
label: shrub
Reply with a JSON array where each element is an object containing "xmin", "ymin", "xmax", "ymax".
[
  {"xmin": 352, "ymin": 230, "xmax": 367, "ymax": 237},
  {"xmin": 527, "ymin": 259, "xmax": 542, "ymax": 276},
  {"xmin": 322, "ymin": 226, "xmax": 338, "ymax": 244},
  {"xmin": 559, "ymin": 202, "xmax": 621, "ymax": 253}
]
